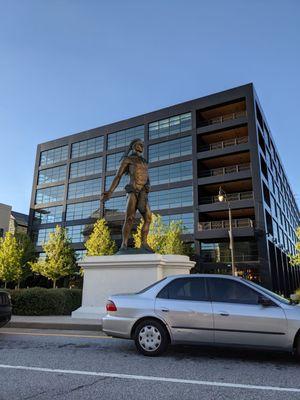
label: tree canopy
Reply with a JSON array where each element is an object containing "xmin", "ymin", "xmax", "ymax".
[
  {"xmin": 85, "ymin": 219, "xmax": 116, "ymax": 256},
  {"xmin": 0, "ymin": 232, "xmax": 23, "ymax": 288},
  {"xmin": 290, "ymin": 227, "xmax": 300, "ymax": 267}
]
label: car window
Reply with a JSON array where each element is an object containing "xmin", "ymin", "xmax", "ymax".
[
  {"xmin": 137, "ymin": 278, "xmax": 168, "ymax": 294},
  {"xmin": 157, "ymin": 278, "xmax": 209, "ymax": 301},
  {"xmin": 208, "ymin": 278, "xmax": 259, "ymax": 305}
]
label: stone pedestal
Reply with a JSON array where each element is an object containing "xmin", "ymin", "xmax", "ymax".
[{"xmin": 72, "ymin": 254, "xmax": 195, "ymax": 319}]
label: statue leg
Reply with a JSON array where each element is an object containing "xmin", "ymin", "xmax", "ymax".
[
  {"xmin": 138, "ymin": 192, "xmax": 152, "ymax": 249},
  {"xmin": 121, "ymin": 193, "xmax": 137, "ymax": 249}
]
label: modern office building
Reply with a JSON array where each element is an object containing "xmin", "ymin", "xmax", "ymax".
[
  {"xmin": 28, "ymin": 84, "xmax": 300, "ymax": 295},
  {"xmin": 0, "ymin": 203, "xmax": 29, "ymax": 238}
]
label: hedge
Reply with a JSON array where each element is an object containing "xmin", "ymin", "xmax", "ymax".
[{"xmin": 8, "ymin": 287, "xmax": 82, "ymax": 316}]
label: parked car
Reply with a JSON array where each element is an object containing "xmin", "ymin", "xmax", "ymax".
[
  {"xmin": 0, "ymin": 291, "xmax": 12, "ymax": 328},
  {"xmin": 102, "ymin": 274, "xmax": 300, "ymax": 357}
]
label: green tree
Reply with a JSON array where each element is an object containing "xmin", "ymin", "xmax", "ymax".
[
  {"xmin": 0, "ymin": 232, "xmax": 23, "ymax": 288},
  {"xmin": 133, "ymin": 214, "xmax": 191, "ymax": 255},
  {"xmin": 290, "ymin": 227, "xmax": 300, "ymax": 266},
  {"xmin": 30, "ymin": 226, "xmax": 77, "ymax": 288},
  {"xmin": 15, "ymin": 232, "xmax": 37, "ymax": 287},
  {"xmin": 85, "ymin": 219, "xmax": 116, "ymax": 256}
]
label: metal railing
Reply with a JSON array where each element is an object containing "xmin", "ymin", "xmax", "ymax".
[
  {"xmin": 199, "ymin": 191, "xmax": 254, "ymax": 205},
  {"xmin": 200, "ymin": 253, "xmax": 259, "ymax": 263},
  {"xmin": 198, "ymin": 136, "xmax": 248, "ymax": 152},
  {"xmin": 198, "ymin": 110, "xmax": 247, "ymax": 127},
  {"xmin": 198, "ymin": 218, "xmax": 254, "ymax": 231},
  {"xmin": 199, "ymin": 163, "xmax": 251, "ymax": 178}
]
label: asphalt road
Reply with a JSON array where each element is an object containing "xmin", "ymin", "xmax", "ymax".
[{"xmin": 0, "ymin": 328, "xmax": 299, "ymax": 400}]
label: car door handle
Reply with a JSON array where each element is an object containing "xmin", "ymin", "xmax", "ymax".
[
  {"xmin": 161, "ymin": 309, "xmax": 169, "ymax": 312},
  {"xmin": 219, "ymin": 312, "xmax": 230, "ymax": 317}
]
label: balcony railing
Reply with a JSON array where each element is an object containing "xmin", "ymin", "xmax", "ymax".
[
  {"xmin": 198, "ymin": 136, "xmax": 248, "ymax": 152},
  {"xmin": 198, "ymin": 218, "xmax": 254, "ymax": 231},
  {"xmin": 200, "ymin": 252, "xmax": 259, "ymax": 263},
  {"xmin": 198, "ymin": 110, "xmax": 247, "ymax": 127},
  {"xmin": 198, "ymin": 163, "xmax": 251, "ymax": 178},
  {"xmin": 199, "ymin": 191, "xmax": 254, "ymax": 205}
]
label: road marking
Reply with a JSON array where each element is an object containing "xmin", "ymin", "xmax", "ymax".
[
  {"xmin": 0, "ymin": 331, "xmax": 113, "ymax": 339},
  {"xmin": 0, "ymin": 364, "xmax": 299, "ymax": 393}
]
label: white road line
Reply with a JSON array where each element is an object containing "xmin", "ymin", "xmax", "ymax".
[{"xmin": 0, "ymin": 364, "xmax": 299, "ymax": 393}]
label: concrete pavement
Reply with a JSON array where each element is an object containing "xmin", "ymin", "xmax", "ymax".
[{"xmin": 7, "ymin": 315, "xmax": 103, "ymax": 331}]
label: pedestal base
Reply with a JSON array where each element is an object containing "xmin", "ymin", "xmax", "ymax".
[{"xmin": 72, "ymin": 254, "xmax": 195, "ymax": 319}]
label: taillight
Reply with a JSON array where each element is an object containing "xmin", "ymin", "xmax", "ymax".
[{"xmin": 106, "ymin": 300, "xmax": 117, "ymax": 312}]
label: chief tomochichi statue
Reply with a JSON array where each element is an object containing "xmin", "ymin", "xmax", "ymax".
[{"xmin": 101, "ymin": 139, "xmax": 153, "ymax": 253}]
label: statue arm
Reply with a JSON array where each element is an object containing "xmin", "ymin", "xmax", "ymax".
[{"xmin": 101, "ymin": 158, "xmax": 129, "ymax": 202}]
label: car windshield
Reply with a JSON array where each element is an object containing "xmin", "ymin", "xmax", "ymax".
[
  {"xmin": 136, "ymin": 278, "xmax": 168, "ymax": 294},
  {"xmin": 244, "ymin": 280, "xmax": 291, "ymax": 305}
]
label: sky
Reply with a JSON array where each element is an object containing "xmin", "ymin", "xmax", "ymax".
[{"xmin": 0, "ymin": 0, "xmax": 299, "ymax": 214}]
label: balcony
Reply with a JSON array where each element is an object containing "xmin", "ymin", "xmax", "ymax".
[
  {"xmin": 199, "ymin": 163, "xmax": 251, "ymax": 178},
  {"xmin": 198, "ymin": 111, "xmax": 247, "ymax": 128},
  {"xmin": 198, "ymin": 218, "xmax": 254, "ymax": 231},
  {"xmin": 199, "ymin": 191, "xmax": 253, "ymax": 205},
  {"xmin": 198, "ymin": 136, "xmax": 248, "ymax": 152}
]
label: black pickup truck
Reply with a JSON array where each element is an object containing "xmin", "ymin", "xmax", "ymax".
[{"xmin": 0, "ymin": 291, "xmax": 12, "ymax": 328}]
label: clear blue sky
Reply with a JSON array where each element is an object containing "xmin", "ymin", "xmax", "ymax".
[{"xmin": 0, "ymin": 0, "xmax": 299, "ymax": 214}]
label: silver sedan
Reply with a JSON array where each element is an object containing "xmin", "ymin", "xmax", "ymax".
[{"xmin": 102, "ymin": 274, "xmax": 300, "ymax": 357}]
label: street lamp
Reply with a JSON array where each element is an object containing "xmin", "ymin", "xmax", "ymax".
[{"xmin": 218, "ymin": 186, "xmax": 236, "ymax": 276}]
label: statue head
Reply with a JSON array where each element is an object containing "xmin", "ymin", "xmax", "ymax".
[{"xmin": 121, "ymin": 138, "xmax": 144, "ymax": 160}]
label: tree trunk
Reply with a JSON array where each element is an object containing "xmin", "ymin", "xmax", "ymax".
[
  {"xmin": 17, "ymin": 280, "xmax": 20, "ymax": 289},
  {"xmin": 4, "ymin": 281, "xmax": 7, "ymax": 289},
  {"xmin": 53, "ymin": 279, "xmax": 56, "ymax": 289}
]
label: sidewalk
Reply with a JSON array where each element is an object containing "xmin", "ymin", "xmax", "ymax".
[{"xmin": 7, "ymin": 315, "xmax": 103, "ymax": 332}]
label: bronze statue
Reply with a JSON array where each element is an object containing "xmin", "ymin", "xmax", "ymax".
[{"xmin": 101, "ymin": 139, "xmax": 152, "ymax": 253}]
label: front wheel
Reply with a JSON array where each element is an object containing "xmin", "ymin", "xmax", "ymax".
[{"xmin": 134, "ymin": 319, "xmax": 169, "ymax": 356}]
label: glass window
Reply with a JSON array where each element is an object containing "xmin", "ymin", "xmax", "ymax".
[
  {"xmin": 157, "ymin": 278, "xmax": 208, "ymax": 301},
  {"xmin": 104, "ymin": 196, "xmax": 127, "ymax": 216},
  {"xmin": 66, "ymin": 224, "xmax": 86, "ymax": 243},
  {"xmin": 149, "ymin": 186, "xmax": 193, "ymax": 210},
  {"xmin": 75, "ymin": 249, "xmax": 87, "ymax": 260},
  {"xmin": 34, "ymin": 206, "xmax": 63, "ymax": 224},
  {"xmin": 208, "ymin": 278, "xmax": 259, "ymax": 305},
  {"xmin": 107, "ymin": 125, "xmax": 144, "ymax": 150},
  {"xmin": 149, "ymin": 113, "xmax": 192, "ymax": 140},
  {"xmin": 70, "ymin": 157, "xmax": 102, "ymax": 178},
  {"xmin": 36, "ymin": 227, "xmax": 56, "ymax": 245},
  {"xmin": 149, "ymin": 161, "xmax": 192, "ymax": 185},
  {"xmin": 35, "ymin": 185, "xmax": 65, "ymax": 204},
  {"xmin": 148, "ymin": 136, "xmax": 192, "ymax": 162},
  {"xmin": 67, "ymin": 178, "xmax": 101, "ymax": 199},
  {"xmin": 105, "ymin": 174, "xmax": 129, "ymax": 191},
  {"xmin": 66, "ymin": 200, "xmax": 100, "ymax": 221},
  {"xmin": 40, "ymin": 146, "xmax": 68, "ymax": 166},
  {"xmin": 160, "ymin": 213, "xmax": 194, "ymax": 233},
  {"xmin": 38, "ymin": 165, "xmax": 67, "ymax": 184},
  {"xmin": 71, "ymin": 136, "xmax": 104, "ymax": 158},
  {"xmin": 106, "ymin": 152, "xmax": 124, "ymax": 171}
]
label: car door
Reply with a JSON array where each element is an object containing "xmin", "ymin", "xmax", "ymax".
[
  {"xmin": 155, "ymin": 277, "xmax": 214, "ymax": 344},
  {"xmin": 208, "ymin": 277, "xmax": 288, "ymax": 348}
]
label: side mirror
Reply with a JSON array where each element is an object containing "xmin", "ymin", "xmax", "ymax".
[{"xmin": 258, "ymin": 296, "xmax": 274, "ymax": 307}]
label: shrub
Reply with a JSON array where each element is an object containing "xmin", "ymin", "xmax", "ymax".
[
  {"xmin": 9, "ymin": 287, "xmax": 82, "ymax": 316},
  {"xmin": 295, "ymin": 288, "xmax": 300, "ymax": 302}
]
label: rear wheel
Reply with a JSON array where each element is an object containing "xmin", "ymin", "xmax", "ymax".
[
  {"xmin": 134, "ymin": 319, "xmax": 169, "ymax": 356},
  {"xmin": 295, "ymin": 336, "xmax": 300, "ymax": 359}
]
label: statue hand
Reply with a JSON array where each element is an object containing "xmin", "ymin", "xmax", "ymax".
[{"xmin": 101, "ymin": 191, "xmax": 111, "ymax": 202}]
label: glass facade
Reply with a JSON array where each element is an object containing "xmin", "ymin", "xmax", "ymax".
[
  {"xmin": 70, "ymin": 157, "xmax": 102, "ymax": 178},
  {"xmin": 149, "ymin": 113, "xmax": 192, "ymax": 140},
  {"xmin": 71, "ymin": 136, "xmax": 104, "ymax": 158},
  {"xmin": 75, "ymin": 249, "xmax": 87, "ymax": 260},
  {"xmin": 34, "ymin": 206, "xmax": 63, "ymax": 224},
  {"xmin": 107, "ymin": 125, "xmax": 144, "ymax": 150},
  {"xmin": 104, "ymin": 196, "xmax": 127, "ymax": 216},
  {"xmin": 66, "ymin": 200, "xmax": 100, "ymax": 221},
  {"xmin": 66, "ymin": 225, "xmax": 86, "ymax": 243},
  {"xmin": 148, "ymin": 136, "xmax": 192, "ymax": 162},
  {"xmin": 36, "ymin": 227, "xmax": 56, "ymax": 245},
  {"xmin": 149, "ymin": 161, "xmax": 192, "ymax": 185},
  {"xmin": 68, "ymin": 178, "xmax": 101, "ymax": 199},
  {"xmin": 160, "ymin": 213, "xmax": 194, "ymax": 233},
  {"xmin": 105, "ymin": 174, "xmax": 129, "ymax": 191},
  {"xmin": 149, "ymin": 186, "xmax": 193, "ymax": 210},
  {"xmin": 38, "ymin": 165, "xmax": 67, "ymax": 185},
  {"xmin": 36, "ymin": 185, "xmax": 65, "ymax": 205},
  {"xmin": 40, "ymin": 146, "xmax": 68, "ymax": 166},
  {"xmin": 106, "ymin": 152, "xmax": 123, "ymax": 171}
]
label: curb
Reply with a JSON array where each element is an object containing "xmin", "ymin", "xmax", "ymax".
[{"xmin": 7, "ymin": 321, "xmax": 103, "ymax": 332}]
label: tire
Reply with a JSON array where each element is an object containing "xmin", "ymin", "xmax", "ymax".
[
  {"xmin": 134, "ymin": 319, "xmax": 169, "ymax": 356},
  {"xmin": 295, "ymin": 336, "xmax": 300, "ymax": 360}
]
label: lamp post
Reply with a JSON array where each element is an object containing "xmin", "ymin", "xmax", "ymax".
[{"xmin": 218, "ymin": 186, "xmax": 236, "ymax": 276}]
